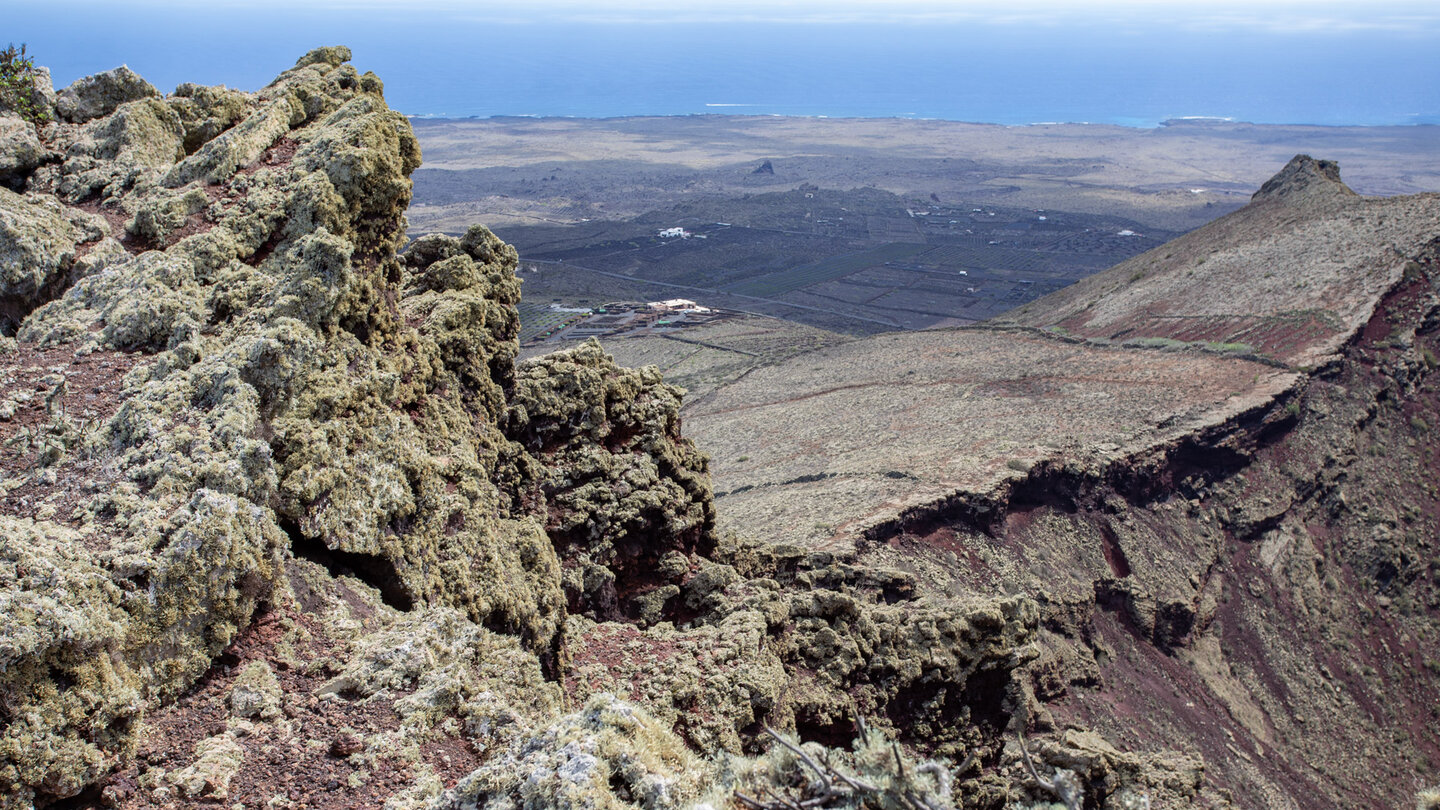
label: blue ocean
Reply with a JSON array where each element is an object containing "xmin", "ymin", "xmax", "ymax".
[{"xmin": 13, "ymin": 3, "xmax": 1440, "ymax": 127}]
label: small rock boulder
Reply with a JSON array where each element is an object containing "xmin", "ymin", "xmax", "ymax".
[
  {"xmin": 0, "ymin": 188, "xmax": 83, "ymax": 332},
  {"xmin": 166, "ymin": 733, "xmax": 246, "ymax": 800},
  {"xmin": 55, "ymin": 65, "xmax": 159, "ymax": 123},
  {"xmin": 0, "ymin": 115, "xmax": 52, "ymax": 189},
  {"xmin": 227, "ymin": 661, "xmax": 282, "ymax": 719}
]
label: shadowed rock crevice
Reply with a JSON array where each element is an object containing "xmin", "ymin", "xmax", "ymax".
[
  {"xmin": 282, "ymin": 518, "xmax": 415, "ymax": 612},
  {"xmin": 0, "ymin": 266, "xmax": 72, "ymax": 336}
]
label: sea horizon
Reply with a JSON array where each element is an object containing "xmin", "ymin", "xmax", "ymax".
[
  {"xmin": 14, "ymin": 4, "xmax": 1440, "ymax": 130},
  {"xmin": 405, "ymin": 111, "xmax": 1436, "ymax": 130}
]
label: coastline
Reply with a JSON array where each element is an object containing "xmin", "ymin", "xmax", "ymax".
[{"xmin": 405, "ymin": 111, "xmax": 1438, "ymax": 130}]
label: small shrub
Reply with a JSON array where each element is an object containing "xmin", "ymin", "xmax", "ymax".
[
  {"xmin": 0, "ymin": 43, "xmax": 50, "ymax": 125},
  {"xmin": 1127, "ymin": 336, "xmax": 1186, "ymax": 350}
]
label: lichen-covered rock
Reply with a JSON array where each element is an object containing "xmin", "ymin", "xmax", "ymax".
[
  {"xmin": 508, "ymin": 340, "xmax": 715, "ymax": 623},
  {"xmin": 563, "ymin": 541, "xmax": 1037, "ymax": 763},
  {"xmin": 565, "ymin": 609, "xmax": 788, "ymax": 753},
  {"xmin": 320, "ymin": 607, "xmax": 559, "ymax": 717},
  {"xmin": 317, "ymin": 607, "xmax": 561, "ymax": 773},
  {"xmin": 160, "ymin": 94, "xmax": 293, "ymax": 188},
  {"xmin": 15, "ymin": 65, "xmax": 58, "ymax": 124},
  {"xmin": 0, "ymin": 115, "xmax": 52, "ymax": 189},
  {"xmin": 228, "ymin": 661, "xmax": 282, "ymax": 719},
  {"xmin": 0, "ymin": 187, "xmax": 100, "ymax": 333},
  {"xmin": 166, "ymin": 733, "xmax": 246, "ymax": 800},
  {"xmin": 20, "ymin": 248, "xmax": 208, "ymax": 349},
  {"xmin": 997, "ymin": 730, "xmax": 1208, "ymax": 810},
  {"xmin": 55, "ymin": 65, "xmax": 159, "ymax": 123},
  {"xmin": 55, "ymin": 97, "xmax": 186, "ymax": 202},
  {"xmin": 2, "ymin": 48, "xmax": 584, "ymax": 803},
  {"xmin": 402, "ymin": 225, "xmax": 522, "ymax": 415},
  {"xmin": 731, "ymin": 722, "xmax": 961, "ymax": 810},
  {"xmin": 430, "ymin": 694, "xmax": 711, "ymax": 810},
  {"xmin": 0, "ymin": 517, "xmax": 139, "ymax": 809},
  {"xmin": 168, "ymin": 82, "xmax": 251, "ymax": 155}
]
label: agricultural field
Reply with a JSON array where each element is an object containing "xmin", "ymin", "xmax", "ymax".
[
  {"xmin": 515, "ymin": 301, "xmax": 590, "ymax": 343},
  {"xmin": 488, "ymin": 186, "xmax": 1173, "ymax": 333},
  {"xmin": 722, "ymin": 242, "xmax": 930, "ymax": 297}
]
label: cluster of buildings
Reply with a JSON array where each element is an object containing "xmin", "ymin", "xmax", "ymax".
[{"xmin": 526, "ymin": 299, "xmax": 725, "ymax": 345}]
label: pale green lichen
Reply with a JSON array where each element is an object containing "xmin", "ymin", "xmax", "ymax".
[
  {"xmin": 56, "ymin": 97, "xmax": 185, "ymax": 202},
  {"xmin": 566, "ymin": 609, "xmax": 788, "ymax": 754},
  {"xmin": 21, "ymin": 248, "xmax": 208, "ymax": 349},
  {"xmin": 318, "ymin": 607, "xmax": 560, "ymax": 768},
  {"xmin": 566, "ymin": 545, "xmax": 1037, "ymax": 760},
  {"xmin": 0, "ymin": 187, "xmax": 93, "ymax": 332},
  {"xmin": 430, "ymin": 693, "xmax": 712, "ymax": 810},
  {"xmin": 508, "ymin": 340, "xmax": 715, "ymax": 624},
  {"xmin": 54, "ymin": 65, "xmax": 159, "ymax": 124},
  {"xmin": 166, "ymin": 733, "xmax": 246, "ymax": 800},
  {"xmin": 727, "ymin": 722, "xmax": 959, "ymax": 810},
  {"xmin": 229, "ymin": 661, "xmax": 282, "ymax": 719},
  {"xmin": 167, "ymin": 82, "xmax": 251, "ymax": 155},
  {"xmin": 0, "ymin": 517, "xmax": 139, "ymax": 809},
  {"xmin": 997, "ymin": 729, "xmax": 1204, "ymax": 810},
  {"xmin": 0, "ymin": 115, "xmax": 51, "ymax": 188},
  {"xmin": 4, "ymin": 46, "xmax": 578, "ymax": 803},
  {"xmin": 161, "ymin": 94, "xmax": 295, "ymax": 188}
]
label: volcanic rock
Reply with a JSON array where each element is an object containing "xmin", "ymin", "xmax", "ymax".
[{"xmin": 54, "ymin": 65, "xmax": 160, "ymax": 124}]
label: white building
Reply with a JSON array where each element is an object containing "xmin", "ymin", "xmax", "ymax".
[{"xmin": 647, "ymin": 299, "xmax": 712, "ymax": 314}]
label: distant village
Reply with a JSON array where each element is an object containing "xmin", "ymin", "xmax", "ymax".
[{"xmin": 521, "ymin": 297, "xmax": 728, "ymax": 345}]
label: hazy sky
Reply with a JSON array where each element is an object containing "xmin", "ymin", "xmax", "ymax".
[
  {"xmin": 17, "ymin": 0, "xmax": 1440, "ymax": 27},
  {"xmin": 11, "ymin": 0, "xmax": 1438, "ymax": 125}
]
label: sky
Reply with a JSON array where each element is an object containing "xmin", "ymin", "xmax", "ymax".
[
  {"xmin": 9, "ymin": 1, "xmax": 1439, "ymax": 125},
  {"xmin": 21, "ymin": 0, "xmax": 1433, "ymax": 27}
]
